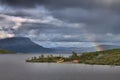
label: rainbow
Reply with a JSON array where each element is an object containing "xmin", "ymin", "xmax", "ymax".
[
  {"xmin": 92, "ymin": 42, "xmax": 103, "ymax": 51},
  {"xmin": 83, "ymin": 31, "xmax": 103, "ymax": 51},
  {"xmin": 87, "ymin": 34, "xmax": 103, "ymax": 51},
  {"xmin": 88, "ymin": 35, "xmax": 103, "ymax": 51}
]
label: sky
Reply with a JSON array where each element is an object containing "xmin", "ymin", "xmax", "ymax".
[{"xmin": 0, "ymin": 0, "xmax": 120, "ymax": 48}]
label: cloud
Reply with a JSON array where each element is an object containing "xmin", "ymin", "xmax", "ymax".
[
  {"xmin": 0, "ymin": 0, "xmax": 120, "ymax": 47},
  {"xmin": 1, "ymin": 0, "xmax": 120, "ymax": 11},
  {"xmin": 0, "ymin": 13, "xmax": 83, "ymax": 30},
  {"xmin": 51, "ymin": 8, "xmax": 120, "ymax": 34},
  {"xmin": 0, "ymin": 31, "xmax": 14, "ymax": 39},
  {"xmin": 0, "ymin": 14, "xmax": 50, "ymax": 30},
  {"xmin": 0, "ymin": 10, "xmax": 84, "ymax": 40}
]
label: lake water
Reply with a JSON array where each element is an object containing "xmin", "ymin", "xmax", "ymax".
[{"xmin": 0, "ymin": 54, "xmax": 120, "ymax": 80}]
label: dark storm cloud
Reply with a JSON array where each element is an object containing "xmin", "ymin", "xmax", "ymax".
[
  {"xmin": 0, "ymin": 0, "xmax": 120, "ymax": 43},
  {"xmin": 4, "ymin": 11, "xmax": 31, "ymax": 17},
  {"xmin": 1, "ymin": 0, "xmax": 120, "ymax": 11},
  {"xmin": 51, "ymin": 8, "xmax": 120, "ymax": 34},
  {"xmin": 0, "ymin": 16, "xmax": 4, "ymax": 20},
  {"xmin": 15, "ymin": 23, "xmax": 83, "ymax": 35},
  {"xmin": 13, "ymin": 22, "xmax": 120, "ymax": 42},
  {"xmin": 0, "ymin": 0, "xmax": 48, "ymax": 8},
  {"xmin": 12, "ymin": 22, "xmax": 87, "ymax": 42},
  {"xmin": 0, "ymin": 8, "xmax": 42, "ymax": 18}
]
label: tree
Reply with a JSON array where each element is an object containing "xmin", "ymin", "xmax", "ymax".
[
  {"xmin": 38, "ymin": 56, "xmax": 41, "ymax": 59},
  {"xmin": 33, "ymin": 56, "xmax": 37, "ymax": 59},
  {"xmin": 49, "ymin": 54, "xmax": 53, "ymax": 58},
  {"xmin": 70, "ymin": 51, "xmax": 79, "ymax": 60},
  {"xmin": 41, "ymin": 54, "xmax": 44, "ymax": 58}
]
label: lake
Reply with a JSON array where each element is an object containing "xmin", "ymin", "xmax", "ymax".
[{"xmin": 0, "ymin": 54, "xmax": 120, "ymax": 80}]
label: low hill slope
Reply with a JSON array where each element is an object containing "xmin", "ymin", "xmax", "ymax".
[
  {"xmin": 79, "ymin": 49, "xmax": 120, "ymax": 65},
  {"xmin": 0, "ymin": 49, "xmax": 13, "ymax": 54}
]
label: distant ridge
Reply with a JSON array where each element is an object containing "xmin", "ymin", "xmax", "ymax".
[
  {"xmin": 52, "ymin": 45, "xmax": 120, "ymax": 53},
  {"xmin": 0, "ymin": 37, "xmax": 119, "ymax": 53},
  {"xmin": 98, "ymin": 45, "xmax": 120, "ymax": 50},
  {"xmin": 0, "ymin": 37, "xmax": 53, "ymax": 53}
]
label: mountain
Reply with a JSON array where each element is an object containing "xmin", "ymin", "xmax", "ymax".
[
  {"xmin": 0, "ymin": 37, "xmax": 53, "ymax": 53},
  {"xmin": 0, "ymin": 37, "xmax": 119, "ymax": 54},
  {"xmin": 53, "ymin": 47, "xmax": 92, "ymax": 53}
]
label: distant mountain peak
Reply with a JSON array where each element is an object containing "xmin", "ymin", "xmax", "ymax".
[{"xmin": 0, "ymin": 37, "xmax": 53, "ymax": 53}]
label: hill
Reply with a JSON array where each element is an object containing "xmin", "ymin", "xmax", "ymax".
[
  {"xmin": 53, "ymin": 45, "xmax": 120, "ymax": 53},
  {"xmin": 79, "ymin": 48, "xmax": 120, "ymax": 65},
  {"xmin": 99, "ymin": 45, "xmax": 120, "ymax": 50},
  {"xmin": 0, "ymin": 37, "xmax": 53, "ymax": 53}
]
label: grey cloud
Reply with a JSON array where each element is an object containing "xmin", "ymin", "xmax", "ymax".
[
  {"xmin": 51, "ymin": 8, "xmax": 120, "ymax": 34},
  {"xmin": 0, "ymin": 16, "xmax": 5, "ymax": 20},
  {"xmin": 4, "ymin": 11, "xmax": 31, "ymax": 17},
  {"xmin": 15, "ymin": 22, "xmax": 83, "ymax": 36},
  {"xmin": 0, "ymin": 0, "xmax": 46, "ymax": 8},
  {"xmin": 13, "ymin": 22, "xmax": 120, "ymax": 42},
  {"xmin": 1, "ymin": 0, "xmax": 120, "ymax": 10},
  {"xmin": 0, "ymin": 0, "xmax": 120, "ymax": 44}
]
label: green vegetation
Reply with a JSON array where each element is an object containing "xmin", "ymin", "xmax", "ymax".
[
  {"xmin": 79, "ymin": 49, "xmax": 120, "ymax": 65},
  {"xmin": 26, "ymin": 52, "xmax": 79, "ymax": 63},
  {"xmin": 26, "ymin": 49, "xmax": 120, "ymax": 66},
  {"xmin": 0, "ymin": 49, "xmax": 13, "ymax": 54},
  {"xmin": 26, "ymin": 55, "xmax": 60, "ymax": 63}
]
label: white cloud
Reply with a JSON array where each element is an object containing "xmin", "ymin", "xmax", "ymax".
[
  {"xmin": 0, "ymin": 31, "xmax": 14, "ymax": 39},
  {"xmin": 0, "ymin": 14, "xmax": 51, "ymax": 30},
  {"xmin": 0, "ymin": 13, "xmax": 84, "ymax": 30}
]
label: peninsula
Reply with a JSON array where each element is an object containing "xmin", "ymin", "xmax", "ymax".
[{"xmin": 26, "ymin": 48, "xmax": 120, "ymax": 65}]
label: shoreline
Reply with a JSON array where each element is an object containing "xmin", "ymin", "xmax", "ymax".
[{"xmin": 26, "ymin": 49, "xmax": 120, "ymax": 66}]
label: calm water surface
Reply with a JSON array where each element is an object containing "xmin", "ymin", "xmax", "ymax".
[{"xmin": 0, "ymin": 54, "xmax": 120, "ymax": 80}]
